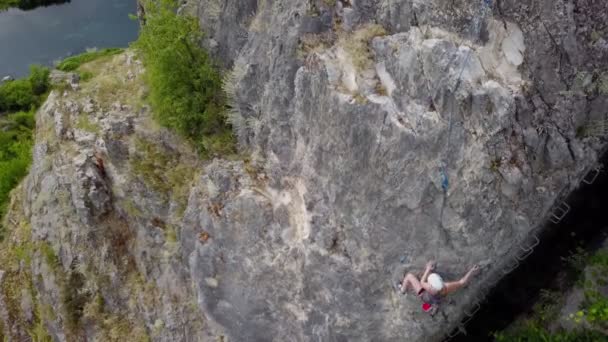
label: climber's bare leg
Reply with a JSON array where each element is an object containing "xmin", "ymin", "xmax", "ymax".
[
  {"xmin": 443, "ymin": 265, "xmax": 480, "ymax": 295},
  {"xmin": 400, "ymin": 273, "xmax": 423, "ymax": 294}
]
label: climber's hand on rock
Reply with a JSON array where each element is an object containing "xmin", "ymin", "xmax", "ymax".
[
  {"xmin": 426, "ymin": 260, "xmax": 436, "ymax": 271},
  {"xmin": 470, "ymin": 264, "xmax": 480, "ymax": 274}
]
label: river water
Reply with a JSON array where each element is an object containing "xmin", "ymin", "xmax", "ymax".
[{"xmin": 0, "ymin": 0, "xmax": 139, "ymax": 78}]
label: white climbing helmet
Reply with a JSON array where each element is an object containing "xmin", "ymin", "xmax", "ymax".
[{"xmin": 428, "ymin": 273, "xmax": 444, "ymax": 291}]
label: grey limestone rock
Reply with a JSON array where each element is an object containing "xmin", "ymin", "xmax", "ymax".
[
  {"xmin": 8, "ymin": 0, "xmax": 608, "ymax": 341},
  {"xmin": 183, "ymin": 0, "xmax": 608, "ymax": 340}
]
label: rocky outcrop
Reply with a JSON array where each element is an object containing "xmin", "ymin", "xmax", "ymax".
[
  {"xmin": 1, "ymin": 52, "xmax": 213, "ymax": 341},
  {"xmin": 2, "ymin": 0, "xmax": 607, "ymax": 341}
]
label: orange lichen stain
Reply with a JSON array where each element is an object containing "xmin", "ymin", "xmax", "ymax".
[{"xmin": 199, "ymin": 231, "xmax": 210, "ymax": 243}]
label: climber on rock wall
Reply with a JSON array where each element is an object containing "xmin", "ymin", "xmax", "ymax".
[{"xmin": 398, "ymin": 261, "xmax": 480, "ymax": 314}]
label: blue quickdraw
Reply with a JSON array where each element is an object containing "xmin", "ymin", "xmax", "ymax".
[{"xmin": 440, "ymin": 168, "xmax": 449, "ymax": 193}]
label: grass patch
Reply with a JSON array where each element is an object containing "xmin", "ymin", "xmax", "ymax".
[
  {"xmin": 99, "ymin": 314, "xmax": 150, "ymax": 342},
  {"xmin": 78, "ymin": 71, "xmax": 94, "ymax": 83},
  {"xmin": 578, "ymin": 118, "xmax": 608, "ymax": 138},
  {"xmin": 131, "ymin": 137, "xmax": 196, "ymax": 211},
  {"xmin": 38, "ymin": 241, "xmax": 60, "ymax": 271},
  {"xmin": 57, "ymin": 48, "xmax": 124, "ymax": 72},
  {"xmin": 28, "ymin": 304, "xmax": 53, "ymax": 342},
  {"xmin": 75, "ymin": 115, "xmax": 101, "ymax": 134},
  {"xmin": 133, "ymin": 0, "xmax": 235, "ymax": 158},
  {"xmin": 297, "ymin": 32, "xmax": 333, "ymax": 59},
  {"xmin": 73, "ymin": 51, "xmax": 147, "ymax": 112},
  {"xmin": 165, "ymin": 225, "xmax": 177, "ymax": 244},
  {"xmin": 338, "ymin": 23, "xmax": 387, "ymax": 71},
  {"xmin": 122, "ymin": 199, "xmax": 144, "ymax": 218}
]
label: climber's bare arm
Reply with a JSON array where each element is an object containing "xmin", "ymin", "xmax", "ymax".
[
  {"xmin": 421, "ymin": 260, "xmax": 435, "ymax": 282},
  {"xmin": 443, "ymin": 265, "xmax": 480, "ymax": 295}
]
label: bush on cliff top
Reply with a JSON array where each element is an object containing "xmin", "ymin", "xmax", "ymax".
[
  {"xmin": 57, "ymin": 48, "xmax": 124, "ymax": 72},
  {"xmin": 133, "ymin": 0, "xmax": 235, "ymax": 158},
  {"xmin": 0, "ymin": 65, "xmax": 50, "ymax": 112}
]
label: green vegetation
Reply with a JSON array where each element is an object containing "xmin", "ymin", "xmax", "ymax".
[
  {"xmin": 0, "ymin": 66, "xmax": 48, "ymax": 240},
  {"xmin": 0, "ymin": 65, "xmax": 49, "ymax": 112},
  {"xmin": 0, "ymin": 0, "xmax": 19, "ymax": 11},
  {"xmin": 495, "ymin": 326, "xmax": 606, "ymax": 342},
  {"xmin": 496, "ymin": 249, "xmax": 608, "ymax": 340},
  {"xmin": 577, "ymin": 290, "xmax": 608, "ymax": 327},
  {"xmin": 131, "ymin": 137, "xmax": 195, "ymax": 212},
  {"xmin": 76, "ymin": 115, "xmax": 100, "ymax": 134},
  {"xmin": 0, "ymin": 111, "xmax": 35, "ymax": 238},
  {"xmin": 39, "ymin": 241, "xmax": 60, "ymax": 271},
  {"xmin": 57, "ymin": 48, "xmax": 123, "ymax": 72},
  {"xmin": 74, "ymin": 50, "xmax": 146, "ymax": 111},
  {"xmin": 0, "ymin": 193, "xmax": 53, "ymax": 342},
  {"xmin": 133, "ymin": 0, "xmax": 235, "ymax": 158},
  {"xmin": 0, "ymin": 0, "xmax": 67, "ymax": 11},
  {"xmin": 338, "ymin": 23, "xmax": 387, "ymax": 71},
  {"xmin": 573, "ymin": 250, "xmax": 608, "ymax": 330},
  {"xmin": 78, "ymin": 70, "xmax": 93, "ymax": 82}
]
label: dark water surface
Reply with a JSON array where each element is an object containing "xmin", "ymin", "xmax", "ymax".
[{"xmin": 0, "ymin": 0, "xmax": 138, "ymax": 77}]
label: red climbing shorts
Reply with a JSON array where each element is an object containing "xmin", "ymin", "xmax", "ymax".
[{"xmin": 418, "ymin": 289, "xmax": 440, "ymax": 312}]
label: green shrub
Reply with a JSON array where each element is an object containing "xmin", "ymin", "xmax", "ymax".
[
  {"xmin": 0, "ymin": 0, "xmax": 67, "ymax": 11},
  {"xmin": 497, "ymin": 248, "xmax": 608, "ymax": 340},
  {"xmin": 133, "ymin": 0, "xmax": 235, "ymax": 157},
  {"xmin": 0, "ymin": 110, "xmax": 34, "ymax": 240},
  {"xmin": 28, "ymin": 65, "xmax": 50, "ymax": 96},
  {"xmin": 583, "ymin": 293, "xmax": 608, "ymax": 327},
  {"xmin": 131, "ymin": 137, "xmax": 195, "ymax": 210},
  {"xmin": 0, "ymin": 65, "xmax": 49, "ymax": 112},
  {"xmin": 0, "ymin": 79, "xmax": 37, "ymax": 111},
  {"xmin": 0, "ymin": 67, "xmax": 47, "ymax": 239},
  {"xmin": 57, "ymin": 48, "xmax": 124, "ymax": 72},
  {"xmin": 9, "ymin": 110, "xmax": 36, "ymax": 129},
  {"xmin": 0, "ymin": 0, "xmax": 20, "ymax": 10},
  {"xmin": 494, "ymin": 326, "xmax": 606, "ymax": 342},
  {"xmin": 78, "ymin": 71, "xmax": 94, "ymax": 82}
]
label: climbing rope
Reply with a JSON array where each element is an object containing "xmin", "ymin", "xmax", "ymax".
[
  {"xmin": 436, "ymin": 0, "xmax": 491, "ymax": 195},
  {"xmin": 388, "ymin": 1, "xmax": 495, "ymax": 268},
  {"xmin": 429, "ymin": 3, "xmax": 493, "ymax": 244}
]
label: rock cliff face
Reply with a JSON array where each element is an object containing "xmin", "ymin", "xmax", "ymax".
[
  {"xmin": 184, "ymin": 0, "xmax": 608, "ymax": 340},
  {"xmin": 1, "ymin": 0, "xmax": 608, "ymax": 341}
]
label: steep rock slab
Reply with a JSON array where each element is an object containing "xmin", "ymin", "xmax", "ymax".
[{"xmin": 183, "ymin": 0, "xmax": 608, "ymax": 340}]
